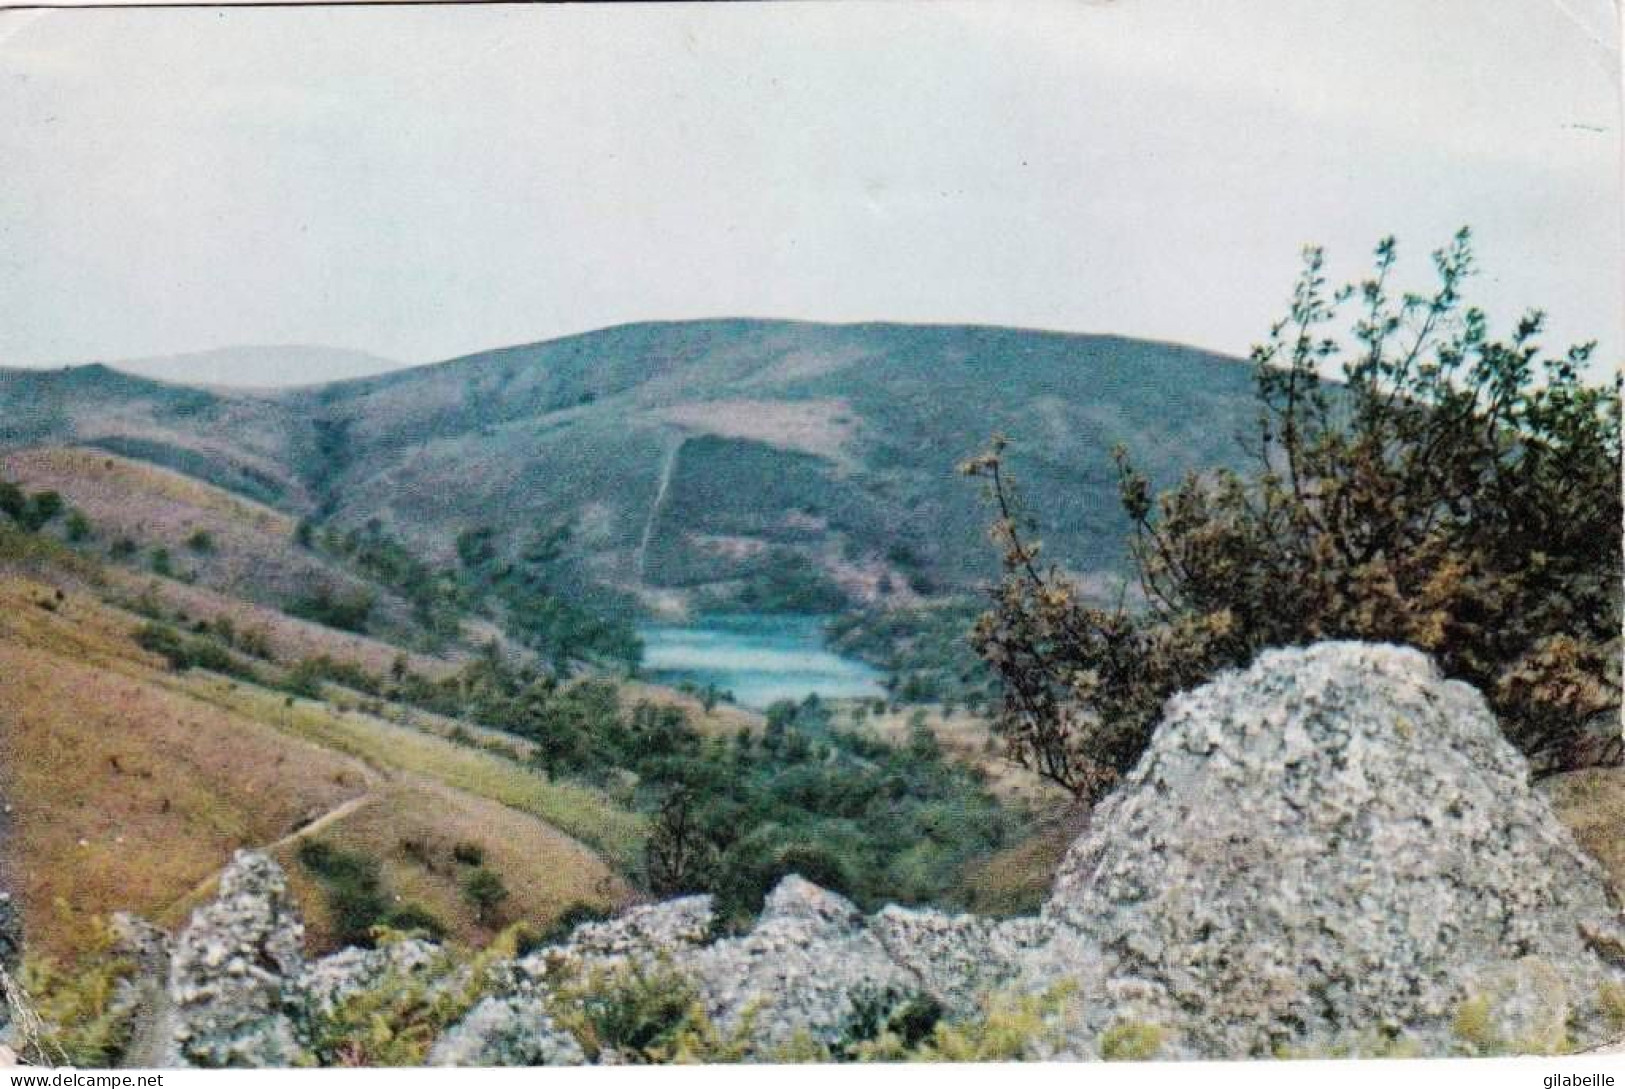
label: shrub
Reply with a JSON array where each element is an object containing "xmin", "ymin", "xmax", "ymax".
[
  {"xmin": 185, "ymin": 529, "xmax": 215, "ymax": 553},
  {"xmin": 65, "ymin": 511, "xmax": 92, "ymax": 543},
  {"xmin": 285, "ymin": 585, "xmax": 375, "ymax": 633},
  {"xmin": 836, "ymin": 986, "xmax": 945, "ymax": 1059},
  {"xmin": 460, "ymin": 867, "xmax": 509, "ymax": 927},
  {"xmin": 298, "ymin": 840, "xmax": 392, "ymax": 947},
  {"xmin": 547, "ymin": 960, "xmax": 746, "ymax": 1063},
  {"xmin": 380, "ymin": 904, "xmax": 447, "ymax": 941},
  {"xmin": 450, "ymin": 841, "xmax": 485, "ymax": 866},
  {"xmin": 1100, "ymin": 1019, "xmax": 1164, "ymax": 1061},
  {"xmin": 965, "ymin": 230, "xmax": 1622, "ymax": 800}
]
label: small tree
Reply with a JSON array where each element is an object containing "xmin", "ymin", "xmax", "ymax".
[
  {"xmin": 644, "ymin": 787, "xmax": 717, "ymax": 897},
  {"xmin": 966, "ymin": 229, "xmax": 1621, "ymax": 801},
  {"xmin": 461, "ymin": 866, "xmax": 509, "ymax": 926}
]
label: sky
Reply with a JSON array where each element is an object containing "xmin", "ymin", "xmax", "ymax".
[{"xmin": 0, "ymin": 0, "xmax": 1620, "ymax": 377}]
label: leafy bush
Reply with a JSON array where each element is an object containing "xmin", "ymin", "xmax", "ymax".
[
  {"xmin": 13, "ymin": 916, "xmax": 139, "ymax": 1067},
  {"xmin": 547, "ymin": 960, "xmax": 751, "ymax": 1063},
  {"xmin": 298, "ymin": 840, "xmax": 393, "ymax": 947},
  {"xmin": 380, "ymin": 904, "xmax": 447, "ymax": 941},
  {"xmin": 460, "ymin": 867, "xmax": 509, "ymax": 926},
  {"xmin": 966, "ymin": 231, "xmax": 1622, "ymax": 800},
  {"xmin": 132, "ymin": 621, "xmax": 257, "ymax": 680},
  {"xmin": 285, "ymin": 585, "xmax": 376, "ymax": 633},
  {"xmin": 450, "ymin": 841, "xmax": 485, "ymax": 866},
  {"xmin": 185, "ymin": 529, "xmax": 215, "ymax": 553}
]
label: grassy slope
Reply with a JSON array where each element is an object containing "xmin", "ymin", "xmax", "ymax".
[
  {"xmin": 0, "ymin": 446, "xmax": 414, "ymax": 630},
  {"xmin": 0, "ymin": 565, "xmax": 640, "ymax": 957}
]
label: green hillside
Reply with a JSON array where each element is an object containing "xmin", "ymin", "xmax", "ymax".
[{"xmin": 2, "ymin": 320, "xmax": 1258, "ymax": 616}]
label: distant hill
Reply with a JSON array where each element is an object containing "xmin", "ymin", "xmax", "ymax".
[
  {"xmin": 110, "ymin": 345, "xmax": 405, "ymax": 388},
  {"xmin": 0, "ymin": 320, "xmax": 1262, "ymax": 614}
]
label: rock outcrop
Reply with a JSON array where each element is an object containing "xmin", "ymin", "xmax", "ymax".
[
  {"xmin": 114, "ymin": 643, "xmax": 1625, "ymax": 1064},
  {"xmin": 162, "ymin": 851, "xmax": 306, "ymax": 1067},
  {"xmin": 1025, "ymin": 642, "xmax": 1625, "ymax": 1057}
]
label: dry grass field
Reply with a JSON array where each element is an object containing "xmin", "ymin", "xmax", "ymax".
[
  {"xmin": 0, "ymin": 568, "xmax": 642, "ymax": 958},
  {"xmin": 0, "ymin": 575, "xmax": 373, "ymax": 956},
  {"xmin": 269, "ymin": 778, "xmax": 630, "ymax": 952}
]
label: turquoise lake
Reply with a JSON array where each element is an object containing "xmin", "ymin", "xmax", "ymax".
[{"xmin": 637, "ymin": 614, "xmax": 885, "ymax": 710}]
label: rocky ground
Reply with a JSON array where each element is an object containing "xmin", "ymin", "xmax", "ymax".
[{"xmin": 20, "ymin": 642, "xmax": 1625, "ymax": 1063}]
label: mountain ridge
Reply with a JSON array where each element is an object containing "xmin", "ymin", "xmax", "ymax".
[{"xmin": 0, "ymin": 318, "xmax": 1263, "ymax": 614}]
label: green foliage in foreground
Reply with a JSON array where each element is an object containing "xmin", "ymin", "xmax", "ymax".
[
  {"xmin": 14, "ymin": 920, "xmax": 138, "ymax": 1067},
  {"xmin": 969, "ymin": 230, "xmax": 1623, "ymax": 800}
]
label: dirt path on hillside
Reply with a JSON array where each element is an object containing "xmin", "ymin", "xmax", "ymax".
[{"xmin": 635, "ymin": 437, "xmax": 684, "ymax": 582}]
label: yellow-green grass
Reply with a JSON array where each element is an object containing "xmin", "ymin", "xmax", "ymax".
[
  {"xmin": 178, "ymin": 674, "xmax": 647, "ymax": 873},
  {"xmin": 270, "ymin": 778, "xmax": 631, "ymax": 953},
  {"xmin": 618, "ymin": 679, "xmax": 763, "ymax": 739},
  {"xmin": 0, "ymin": 576, "xmax": 374, "ymax": 957}
]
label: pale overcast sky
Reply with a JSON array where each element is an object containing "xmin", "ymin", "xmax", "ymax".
[{"xmin": 0, "ymin": 1, "xmax": 1619, "ymax": 374}]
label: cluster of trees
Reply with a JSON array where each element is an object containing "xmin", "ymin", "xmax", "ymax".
[
  {"xmin": 0, "ymin": 479, "xmax": 65, "ymax": 533},
  {"xmin": 966, "ymin": 230, "xmax": 1621, "ymax": 801},
  {"xmin": 632, "ymin": 693, "xmax": 1019, "ymax": 923},
  {"xmin": 827, "ymin": 600, "xmax": 993, "ymax": 710}
]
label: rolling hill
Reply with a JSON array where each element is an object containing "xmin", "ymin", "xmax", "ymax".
[{"xmin": 1, "ymin": 320, "xmax": 1261, "ymax": 617}]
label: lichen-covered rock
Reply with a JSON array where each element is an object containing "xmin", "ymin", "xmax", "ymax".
[
  {"xmin": 425, "ymin": 997, "xmax": 585, "ymax": 1066},
  {"xmin": 164, "ymin": 851, "xmax": 306, "ymax": 1067},
  {"xmin": 684, "ymin": 877, "xmax": 920, "ymax": 1049},
  {"xmin": 870, "ymin": 906, "xmax": 1043, "ymax": 1017},
  {"xmin": 1031, "ymin": 642, "xmax": 1625, "ymax": 1058},
  {"xmin": 565, "ymin": 895, "xmax": 715, "ymax": 959},
  {"xmin": 295, "ymin": 939, "xmax": 442, "ymax": 1021}
]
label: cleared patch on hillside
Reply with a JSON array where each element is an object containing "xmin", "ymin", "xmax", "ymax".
[
  {"xmin": 861, "ymin": 706, "xmax": 1070, "ymax": 808},
  {"xmin": 618, "ymin": 679, "xmax": 763, "ymax": 739},
  {"xmin": 1, "ymin": 445, "xmax": 378, "ymax": 613},
  {"xmin": 657, "ymin": 398, "xmax": 858, "ymax": 463},
  {"xmin": 3, "ymin": 446, "xmax": 294, "ymax": 534}
]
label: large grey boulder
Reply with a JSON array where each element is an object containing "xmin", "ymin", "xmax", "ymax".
[
  {"xmin": 1028, "ymin": 641, "xmax": 1625, "ymax": 1058},
  {"xmin": 164, "ymin": 851, "xmax": 306, "ymax": 1067}
]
